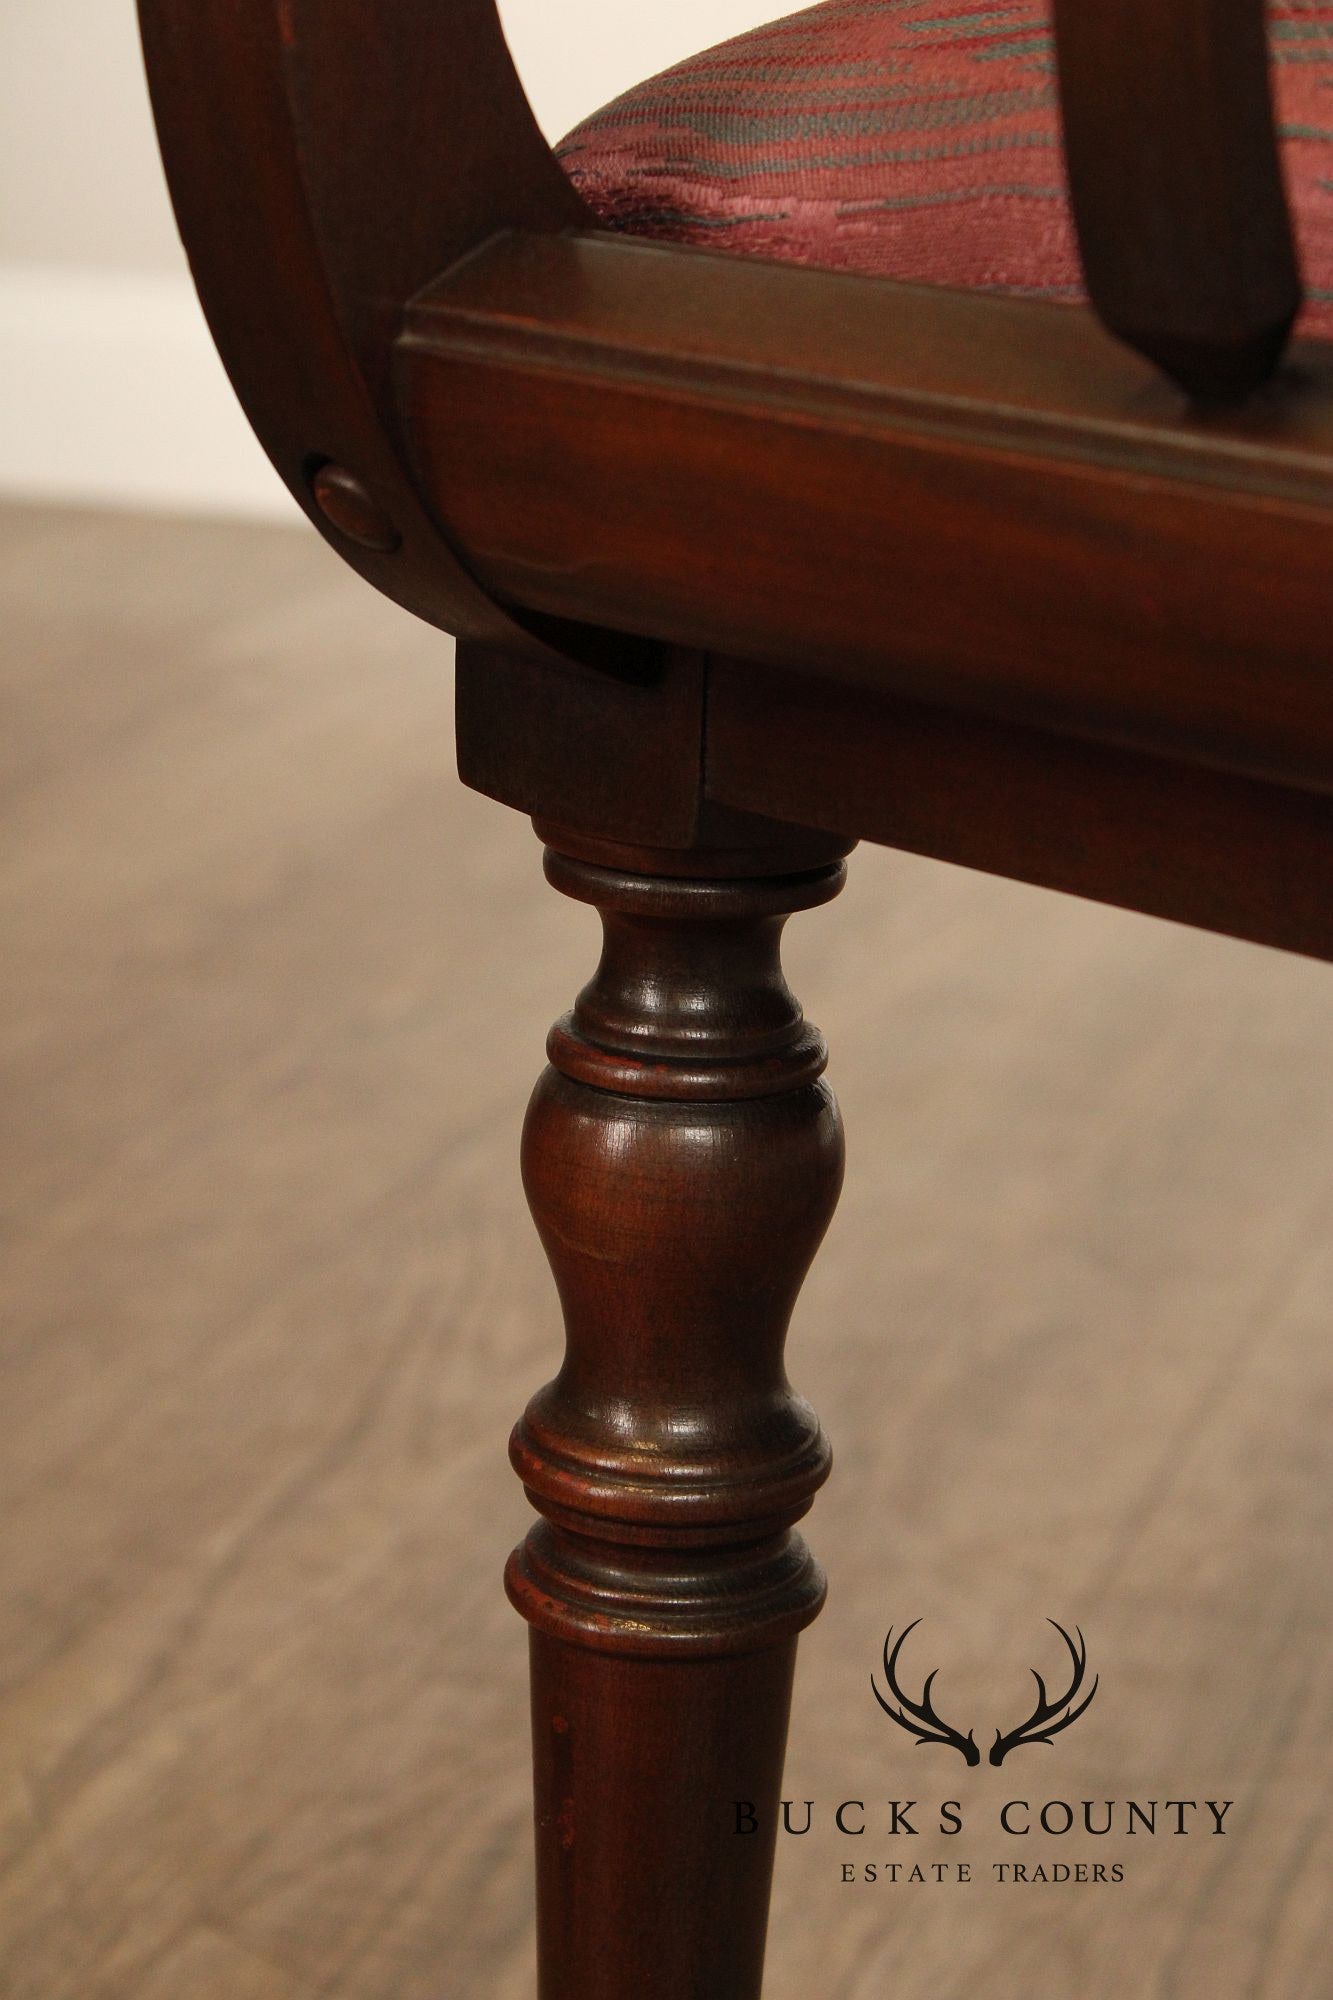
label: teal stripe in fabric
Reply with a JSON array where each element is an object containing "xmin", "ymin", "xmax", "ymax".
[
  {"xmin": 969, "ymin": 37, "xmax": 1054, "ymax": 61},
  {"xmin": 645, "ymin": 88, "xmax": 1053, "ymax": 144},
  {"xmin": 907, "ymin": 9, "xmax": 1038, "ymax": 31},
  {"xmin": 642, "ymin": 132, "xmax": 1062, "ymax": 182},
  {"xmin": 836, "ymin": 180, "xmax": 1065, "ymax": 211}
]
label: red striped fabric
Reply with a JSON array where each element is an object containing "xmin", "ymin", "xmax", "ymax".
[{"xmin": 557, "ymin": 0, "xmax": 1333, "ymax": 338}]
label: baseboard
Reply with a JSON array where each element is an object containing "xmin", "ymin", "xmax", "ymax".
[{"xmin": 0, "ymin": 264, "xmax": 300, "ymax": 522}]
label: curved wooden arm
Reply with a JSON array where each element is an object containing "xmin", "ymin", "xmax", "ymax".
[
  {"xmin": 138, "ymin": 0, "xmax": 588, "ymax": 643},
  {"xmin": 1052, "ymin": 0, "xmax": 1301, "ymax": 400}
]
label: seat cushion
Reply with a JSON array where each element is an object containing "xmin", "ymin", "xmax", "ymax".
[{"xmin": 557, "ymin": 0, "xmax": 1333, "ymax": 337}]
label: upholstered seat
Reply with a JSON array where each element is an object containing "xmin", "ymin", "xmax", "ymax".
[{"xmin": 558, "ymin": 0, "xmax": 1333, "ymax": 337}]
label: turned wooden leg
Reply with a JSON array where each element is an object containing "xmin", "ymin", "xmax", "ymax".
[{"xmin": 506, "ymin": 829, "xmax": 848, "ymax": 2000}]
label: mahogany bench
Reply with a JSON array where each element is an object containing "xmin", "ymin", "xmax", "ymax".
[{"xmin": 137, "ymin": 3, "xmax": 1332, "ymax": 1993}]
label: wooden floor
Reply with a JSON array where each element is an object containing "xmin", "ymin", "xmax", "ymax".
[{"xmin": 1, "ymin": 503, "xmax": 1329, "ymax": 1999}]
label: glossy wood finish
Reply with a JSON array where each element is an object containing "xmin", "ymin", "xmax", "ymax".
[
  {"xmin": 705, "ymin": 661, "xmax": 1333, "ymax": 963},
  {"xmin": 454, "ymin": 641, "xmax": 706, "ymax": 849},
  {"xmin": 137, "ymin": 0, "xmax": 586, "ymax": 649},
  {"xmin": 403, "ymin": 232, "xmax": 1333, "ymax": 797},
  {"xmin": 507, "ymin": 836, "xmax": 848, "ymax": 1998},
  {"xmin": 1052, "ymin": 0, "xmax": 1300, "ymax": 397}
]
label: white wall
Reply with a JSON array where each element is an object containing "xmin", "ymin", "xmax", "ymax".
[
  {"xmin": 0, "ymin": 4, "xmax": 183, "ymax": 275},
  {"xmin": 502, "ymin": 2, "xmax": 777, "ymax": 152},
  {"xmin": 0, "ymin": 1, "xmax": 776, "ymax": 520}
]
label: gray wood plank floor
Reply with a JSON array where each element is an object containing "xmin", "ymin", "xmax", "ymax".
[{"xmin": 1, "ymin": 504, "xmax": 1328, "ymax": 1999}]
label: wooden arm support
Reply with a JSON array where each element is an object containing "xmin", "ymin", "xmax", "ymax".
[
  {"xmin": 137, "ymin": 0, "xmax": 587, "ymax": 647},
  {"xmin": 1052, "ymin": 0, "xmax": 1301, "ymax": 398}
]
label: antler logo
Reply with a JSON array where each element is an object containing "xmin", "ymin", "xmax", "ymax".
[
  {"xmin": 872, "ymin": 1621, "xmax": 980, "ymax": 1765},
  {"xmin": 989, "ymin": 1620, "xmax": 1098, "ymax": 1766},
  {"xmin": 872, "ymin": 1619, "xmax": 1098, "ymax": 1767}
]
